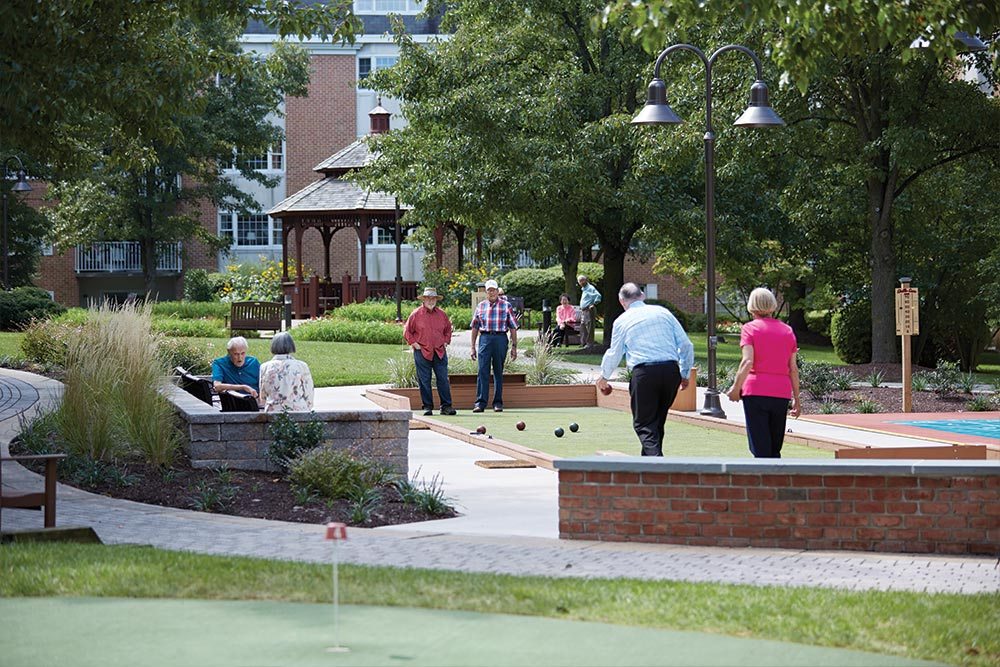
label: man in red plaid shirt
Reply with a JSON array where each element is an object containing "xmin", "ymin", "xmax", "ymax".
[{"xmin": 470, "ymin": 279, "xmax": 519, "ymax": 412}]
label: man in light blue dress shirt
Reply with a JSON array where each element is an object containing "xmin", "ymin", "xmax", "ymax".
[
  {"xmin": 577, "ymin": 274, "xmax": 602, "ymax": 348},
  {"xmin": 596, "ymin": 283, "xmax": 694, "ymax": 456}
]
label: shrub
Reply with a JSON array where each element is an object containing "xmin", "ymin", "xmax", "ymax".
[
  {"xmin": 152, "ymin": 317, "xmax": 226, "ymax": 338},
  {"xmin": 386, "ymin": 352, "xmax": 418, "ymax": 389},
  {"xmin": 502, "ymin": 268, "xmax": 564, "ymax": 310},
  {"xmin": 646, "ymin": 299, "xmax": 689, "ymax": 330},
  {"xmin": 182, "ymin": 269, "xmax": 217, "ymax": 302},
  {"xmin": 0, "ymin": 286, "xmax": 66, "ymax": 331},
  {"xmin": 926, "ymin": 360, "xmax": 961, "ymax": 396},
  {"xmin": 393, "ymin": 467, "xmax": 453, "ymax": 516},
  {"xmin": 830, "ymin": 297, "xmax": 872, "ymax": 364},
  {"xmin": 334, "ymin": 299, "xmax": 414, "ymax": 323},
  {"xmin": 294, "ymin": 318, "xmax": 404, "ymax": 344},
  {"xmin": 158, "ymin": 337, "xmax": 214, "ymax": 375},
  {"xmin": 57, "ymin": 301, "xmax": 181, "ymax": 466},
  {"xmin": 287, "ymin": 447, "xmax": 396, "ymax": 500},
  {"xmin": 966, "ymin": 395, "xmax": 995, "ymax": 412},
  {"xmin": 524, "ymin": 340, "xmax": 577, "ymax": 385},
  {"xmin": 20, "ymin": 319, "xmax": 80, "ymax": 366},
  {"xmin": 266, "ymin": 411, "xmax": 324, "ymax": 472},
  {"xmin": 558, "ymin": 261, "xmax": 605, "ymax": 294},
  {"xmin": 855, "ymin": 398, "xmax": 882, "ymax": 413},
  {"xmin": 151, "ymin": 301, "xmax": 230, "ymax": 320},
  {"xmin": 421, "ymin": 262, "xmax": 500, "ymax": 306},
  {"xmin": 911, "ymin": 373, "xmax": 929, "ymax": 392},
  {"xmin": 218, "ymin": 258, "xmax": 289, "ymax": 302},
  {"xmin": 865, "ymin": 369, "xmax": 885, "ymax": 387},
  {"xmin": 798, "ymin": 361, "xmax": 841, "ymax": 401},
  {"xmin": 53, "ymin": 308, "xmax": 92, "ymax": 326}
]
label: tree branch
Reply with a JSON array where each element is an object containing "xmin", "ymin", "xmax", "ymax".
[{"xmin": 894, "ymin": 145, "xmax": 1000, "ymax": 198}]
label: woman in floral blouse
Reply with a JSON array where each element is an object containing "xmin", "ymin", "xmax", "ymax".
[{"xmin": 259, "ymin": 332, "xmax": 314, "ymax": 413}]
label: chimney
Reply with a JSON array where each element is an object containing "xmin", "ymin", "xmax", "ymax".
[{"xmin": 369, "ymin": 98, "xmax": 390, "ymax": 134}]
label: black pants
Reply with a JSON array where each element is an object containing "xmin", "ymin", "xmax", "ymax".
[
  {"xmin": 629, "ymin": 362, "xmax": 681, "ymax": 456},
  {"xmin": 742, "ymin": 395, "xmax": 791, "ymax": 458}
]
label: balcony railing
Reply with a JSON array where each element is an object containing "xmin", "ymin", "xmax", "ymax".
[{"xmin": 75, "ymin": 242, "xmax": 182, "ymax": 274}]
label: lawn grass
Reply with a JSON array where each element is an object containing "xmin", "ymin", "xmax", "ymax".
[
  {"xmin": 235, "ymin": 338, "xmax": 406, "ymax": 387},
  {"xmin": 0, "ymin": 332, "xmax": 24, "ymax": 359},
  {"xmin": 435, "ymin": 407, "xmax": 831, "ymax": 458},
  {"xmin": 1, "ymin": 543, "xmax": 995, "ymax": 666}
]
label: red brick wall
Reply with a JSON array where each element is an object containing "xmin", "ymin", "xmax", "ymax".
[{"xmin": 558, "ymin": 469, "xmax": 999, "ymax": 555}]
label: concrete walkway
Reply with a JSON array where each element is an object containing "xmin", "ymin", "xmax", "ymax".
[{"xmin": 2, "ymin": 368, "xmax": 997, "ymax": 595}]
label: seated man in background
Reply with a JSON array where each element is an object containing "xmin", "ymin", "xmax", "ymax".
[{"xmin": 212, "ymin": 336, "xmax": 261, "ymax": 400}]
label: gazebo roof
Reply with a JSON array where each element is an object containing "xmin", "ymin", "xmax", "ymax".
[
  {"xmin": 267, "ymin": 177, "xmax": 409, "ymax": 217},
  {"xmin": 313, "ymin": 138, "xmax": 374, "ymax": 176}
]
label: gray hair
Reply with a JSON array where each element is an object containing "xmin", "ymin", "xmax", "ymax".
[
  {"xmin": 747, "ymin": 287, "xmax": 778, "ymax": 316},
  {"xmin": 576, "ymin": 275, "xmax": 588, "ymax": 283},
  {"xmin": 618, "ymin": 282, "xmax": 645, "ymax": 303},
  {"xmin": 226, "ymin": 336, "xmax": 249, "ymax": 351},
  {"xmin": 270, "ymin": 332, "xmax": 296, "ymax": 355}
]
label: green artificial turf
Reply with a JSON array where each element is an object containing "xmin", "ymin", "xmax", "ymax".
[
  {"xmin": 2, "ymin": 544, "xmax": 993, "ymax": 667},
  {"xmin": 435, "ymin": 406, "xmax": 831, "ymax": 459}
]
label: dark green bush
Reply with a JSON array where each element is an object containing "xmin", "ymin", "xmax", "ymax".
[
  {"xmin": 287, "ymin": 447, "xmax": 396, "ymax": 500},
  {"xmin": 152, "ymin": 318, "xmax": 226, "ymax": 338},
  {"xmin": 502, "ymin": 268, "xmax": 564, "ymax": 310},
  {"xmin": 157, "ymin": 337, "xmax": 214, "ymax": 374},
  {"xmin": 293, "ymin": 318, "xmax": 404, "ymax": 344},
  {"xmin": 182, "ymin": 269, "xmax": 216, "ymax": 302},
  {"xmin": 0, "ymin": 287, "xmax": 66, "ymax": 331},
  {"xmin": 20, "ymin": 319, "xmax": 79, "ymax": 366},
  {"xmin": 830, "ymin": 298, "xmax": 872, "ymax": 364},
  {"xmin": 266, "ymin": 412, "xmax": 323, "ymax": 472},
  {"xmin": 151, "ymin": 301, "xmax": 230, "ymax": 320}
]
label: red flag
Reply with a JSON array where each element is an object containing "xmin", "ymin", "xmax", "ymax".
[{"xmin": 325, "ymin": 522, "xmax": 347, "ymax": 540}]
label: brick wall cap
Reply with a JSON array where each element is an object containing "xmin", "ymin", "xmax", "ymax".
[{"xmin": 553, "ymin": 456, "xmax": 1000, "ymax": 477}]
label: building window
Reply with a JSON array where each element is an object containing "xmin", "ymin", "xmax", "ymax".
[
  {"xmin": 225, "ymin": 144, "xmax": 284, "ymax": 172},
  {"xmin": 219, "ymin": 211, "xmax": 282, "ymax": 248},
  {"xmin": 368, "ymin": 225, "xmax": 414, "ymax": 246},
  {"xmin": 354, "ymin": 0, "xmax": 424, "ymax": 14},
  {"xmin": 358, "ymin": 55, "xmax": 399, "ymax": 80},
  {"xmin": 40, "ymin": 243, "xmax": 54, "ymax": 256}
]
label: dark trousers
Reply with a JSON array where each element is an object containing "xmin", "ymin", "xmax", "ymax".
[
  {"xmin": 414, "ymin": 350, "xmax": 453, "ymax": 410},
  {"xmin": 629, "ymin": 362, "xmax": 682, "ymax": 456},
  {"xmin": 475, "ymin": 334, "xmax": 508, "ymax": 408},
  {"xmin": 742, "ymin": 395, "xmax": 791, "ymax": 458}
]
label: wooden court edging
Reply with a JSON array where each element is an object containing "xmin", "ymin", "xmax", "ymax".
[
  {"xmin": 555, "ymin": 457, "xmax": 1000, "ymax": 555},
  {"xmin": 413, "ymin": 416, "xmax": 558, "ymax": 470}
]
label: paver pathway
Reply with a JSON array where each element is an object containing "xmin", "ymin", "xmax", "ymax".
[{"xmin": 2, "ymin": 368, "xmax": 997, "ymax": 595}]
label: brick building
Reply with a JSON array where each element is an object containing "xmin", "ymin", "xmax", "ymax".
[{"xmin": 33, "ymin": 3, "xmax": 703, "ymax": 314}]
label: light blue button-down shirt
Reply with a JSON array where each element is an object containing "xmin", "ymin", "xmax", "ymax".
[
  {"xmin": 579, "ymin": 282, "xmax": 602, "ymax": 310},
  {"xmin": 600, "ymin": 301, "xmax": 694, "ymax": 380}
]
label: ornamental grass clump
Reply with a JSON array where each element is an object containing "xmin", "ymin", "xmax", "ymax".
[{"xmin": 57, "ymin": 300, "xmax": 180, "ymax": 466}]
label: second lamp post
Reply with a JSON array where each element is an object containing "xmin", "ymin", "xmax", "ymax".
[{"xmin": 632, "ymin": 43, "xmax": 784, "ymax": 418}]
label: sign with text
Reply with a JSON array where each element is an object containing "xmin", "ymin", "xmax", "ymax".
[{"xmin": 895, "ymin": 287, "xmax": 919, "ymax": 336}]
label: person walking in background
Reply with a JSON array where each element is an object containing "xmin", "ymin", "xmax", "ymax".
[
  {"xmin": 577, "ymin": 274, "xmax": 602, "ymax": 348},
  {"xmin": 212, "ymin": 336, "xmax": 261, "ymax": 399},
  {"xmin": 596, "ymin": 283, "xmax": 694, "ymax": 456},
  {"xmin": 470, "ymin": 279, "xmax": 519, "ymax": 412},
  {"xmin": 404, "ymin": 287, "xmax": 456, "ymax": 416},
  {"xmin": 552, "ymin": 293, "xmax": 579, "ymax": 347},
  {"xmin": 259, "ymin": 332, "xmax": 314, "ymax": 413},
  {"xmin": 726, "ymin": 288, "xmax": 801, "ymax": 458}
]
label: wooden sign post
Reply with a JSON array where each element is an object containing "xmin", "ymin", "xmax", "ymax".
[{"xmin": 895, "ymin": 278, "xmax": 919, "ymax": 412}]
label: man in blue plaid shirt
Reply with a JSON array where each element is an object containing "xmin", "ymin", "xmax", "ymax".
[{"xmin": 470, "ymin": 279, "xmax": 519, "ymax": 412}]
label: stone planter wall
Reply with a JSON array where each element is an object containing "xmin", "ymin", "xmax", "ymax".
[{"xmin": 168, "ymin": 387, "xmax": 409, "ymax": 472}]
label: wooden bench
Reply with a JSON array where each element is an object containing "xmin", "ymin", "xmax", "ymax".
[
  {"xmin": 0, "ymin": 453, "xmax": 67, "ymax": 532},
  {"xmin": 225, "ymin": 301, "xmax": 284, "ymax": 336}
]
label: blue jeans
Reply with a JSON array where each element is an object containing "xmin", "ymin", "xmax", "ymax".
[
  {"xmin": 475, "ymin": 334, "xmax": 508, "ymax": 408},
  {"xmin": 413, "ymin": 350, "xmax": 453, "ymax": 410}
]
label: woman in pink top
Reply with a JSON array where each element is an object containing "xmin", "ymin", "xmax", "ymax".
[
  {"xmin": 552, "ymin": 294, "xmax": 578, "ymax": 347},
  {"xmin": 726, "ymin": 288, "xmax": 801, "ymax": 458}
]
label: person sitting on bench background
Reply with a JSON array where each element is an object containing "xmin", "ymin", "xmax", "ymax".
[
  {"xmin": 259, "ymin": 332, "xmax": 314, "ymax": 413},
  {"xmin": 552, "ymin": 293, "xmax": 579, "ymax": 347},
  {"xmin": 212, "ymin": 336, "xmax": 261, "ymax": 401}
]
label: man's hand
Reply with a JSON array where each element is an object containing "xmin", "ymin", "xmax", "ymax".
[
  {"xmin": 596, "ymin": 377, "xmax": 610, "ymax": 395},
  {"xmin": 242, "ymin": 385, "xmax": 258, "ymax": 399},
  {"xmin": 412, "ymin": 343, "xmax": 422, "ymax": 351},
  {"xmin": 470, "ymin": 347, "xmax": 477, "ymax": 360},
  {"xmin": 510, "ymin": 346, "xmax": 517, "ymax": 361},
  {"xmin": 680, "ymin": 379, "xmax": 690, "ymax": 391}
]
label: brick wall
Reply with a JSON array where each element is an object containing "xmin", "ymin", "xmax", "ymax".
[{"xmin": 555, "ymin": 459, "xmax": 1000, "ymax": 555}]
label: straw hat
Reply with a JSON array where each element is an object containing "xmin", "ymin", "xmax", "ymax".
[{"xmin": 419, "ymin": 287, "xmax": 443, "ymax": 301}]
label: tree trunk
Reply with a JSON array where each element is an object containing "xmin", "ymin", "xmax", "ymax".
[
  {"xmin": 868, "ymin": 176, "xmax": 899, "ymax": 363},
  {"xmin": 600, "ymin": 243, "xmax": 626, "ymax": 344},
  {"xmin": 558, "ymin": 241, "xmax": 580, "ymax": 302},
  {"xmin": 787, "ymin": 279, "xmax": 809, "ymax": 335}
]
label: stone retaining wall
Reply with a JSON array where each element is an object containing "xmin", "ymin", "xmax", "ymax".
[
  {"xmin": 168, "ymin": 387, "xmax": 409, "ymax": 472},
  {"xmin": 554, "ymin": 458, "xmax": 1000, "ymax": 555}
]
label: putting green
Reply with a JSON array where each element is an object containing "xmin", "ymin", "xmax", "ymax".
[
  {"xmin": 437, "ymin": 407, "xmax": 831, "ymax": 459},
  {"xmin": 0, "ymin": 597, "xmax": 937, "ymax": 667}
]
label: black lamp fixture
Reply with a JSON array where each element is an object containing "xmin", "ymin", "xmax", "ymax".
[
  {"xmin": 632, "ymin": 44, "xmax": 784, "ymax": 419},
  {"xmin": 2, "ymin": 156, "xmax": 33, "ymax": 291}
]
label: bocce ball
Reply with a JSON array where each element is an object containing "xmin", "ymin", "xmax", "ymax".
[
  {"xmin": 516, "ymin": 421, "xmax": 526, "ymax": 431},
  {"xmin": 476, "ymin": 425, "xmax": 487, "ymax": 434},
  {"xmin": 554, "ymin": 427, "xmax": 565, "ymax": 437},
  {"xmin": 569, "ymin": 422, "xmax": 579, "ymax": 433}
]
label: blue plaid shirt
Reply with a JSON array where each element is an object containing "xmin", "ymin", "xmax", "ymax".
[
  {"xmin": 471, "ymin": 297, "xmax": 519, "ymax": 333},
  {"xmin": 600, "ymin": 302, "xmax": 693, "ymax": 379}
]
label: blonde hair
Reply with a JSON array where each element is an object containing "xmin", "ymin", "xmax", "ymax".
[{"xmin": 746, "ymin": 288, "xmax": 778, "ymax": 317}]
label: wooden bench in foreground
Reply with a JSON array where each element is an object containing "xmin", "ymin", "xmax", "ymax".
[{"xmin": 0, "ymin": 453, "xmax": 67, "ymax": 532}]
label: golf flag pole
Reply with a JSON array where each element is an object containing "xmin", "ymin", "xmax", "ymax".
[{"xmin": 325, "ymin": 522, "xmax": 349, "ymax": 653}]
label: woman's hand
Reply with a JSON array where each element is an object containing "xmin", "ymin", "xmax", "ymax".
[
  {"xmin": 789, "ymin": 398, "xmax": 801, "ymax": 418},
  {"xmin": 725, "ymin": 385, "xmax": 741, "ymax": 402}
]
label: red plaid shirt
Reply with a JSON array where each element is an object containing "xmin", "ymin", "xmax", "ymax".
[{"xmin": 471, "ymin": 297, "xmax": 519, "ymax": 333}]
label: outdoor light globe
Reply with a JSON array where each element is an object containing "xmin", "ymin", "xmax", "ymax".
[{"xmin": 733, "ymin": 80, "xmax": 785, "ymax": 128}]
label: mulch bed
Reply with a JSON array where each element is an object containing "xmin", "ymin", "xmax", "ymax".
[{"xmin": 7, "ymin": 442, "xmax": 457, "ymax": 527}]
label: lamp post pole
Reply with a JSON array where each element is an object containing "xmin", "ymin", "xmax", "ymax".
[
  {"xmin": 394, "ymin": 198, "xmax": 403, "ymax": 322},
  {"xmin": 2, "ymin": 156, "xmax": 33, "ymax": 291},
  {"xmin": 632, "ymin": 44, "xmax": 784, "ymax": 419}
]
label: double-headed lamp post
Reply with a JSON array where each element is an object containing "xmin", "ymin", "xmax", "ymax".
[
  {"xmin": 632, "ymin": 44, "xmax": 784, "ymax": 419},
  {"xmin": 2, "ymin": 156, "xmax": 33, "ymax": 291}
]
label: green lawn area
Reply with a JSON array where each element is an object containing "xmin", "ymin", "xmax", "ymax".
[
  {"xmin": 0, "ymin": 332, "xmax": 22, "ymax": 359},
  {"xmin": 1, "ymin": 543, "xmax": 995, "ymax": 667},
  {"xmin": 435, "ymin": 407, "xmax": 831, "ymax": 459}
]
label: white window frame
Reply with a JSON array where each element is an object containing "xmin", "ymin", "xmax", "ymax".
[
  {"xmin": 358, "ymin": 55, "xmax": 399, "ymax": 81},
  {"xmin": 219, "ymin": 210, "xmax": 282, "ymax": 248},
  {"xmin": 354, "ymin": 0, "xmax": 424, "ymax": 14},
  {"xmin": 368, "ymin": 225, "xmax": 415, "ymax": 246},
  {"xmin": 224, "ymin": 143, "xmax": 285, "ymax": 173}
]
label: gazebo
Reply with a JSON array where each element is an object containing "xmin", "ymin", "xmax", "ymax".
[{"xmin": 268, "ymin": 104, "xmax": 418, "ymax": 319}]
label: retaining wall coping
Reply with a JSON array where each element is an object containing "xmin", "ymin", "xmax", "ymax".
[
  {"xmin": 167, "ymin": 386, "xmax": 409, "ymax": 423},
  {"xmin": 553, "ymin": 456, "xmax": 1000, "ymax": 477}
]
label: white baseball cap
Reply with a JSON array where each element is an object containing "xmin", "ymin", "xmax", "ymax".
[{"xmin": 484, "ymin": 279, "xmax": 499, "ymax": 290}]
